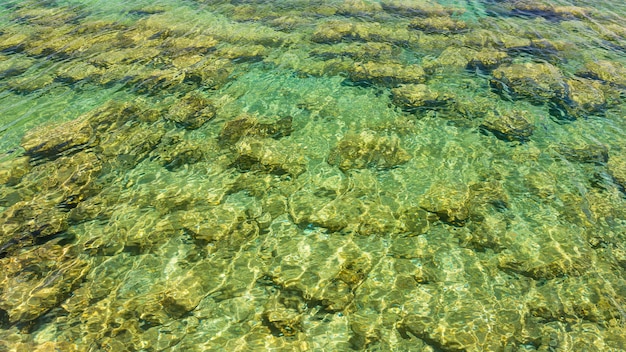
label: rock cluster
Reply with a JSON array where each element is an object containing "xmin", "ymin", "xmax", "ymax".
[{"xmin": 0, "ymin": 0, "xmax": 625, "ymax": 350}]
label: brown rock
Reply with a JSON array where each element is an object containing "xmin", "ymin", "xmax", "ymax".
[
  {"xmin": 166, "ymin": 92, "xmax": 216, "ymax": 129},
  {"xmin": 419, "ymin": 182, "xmax": 470, "ymax": 225},
  {"xmin": 350, "ymin": 61, "xmax": 426, "ymax": 86},
  {"xmin": 0, "ymin": 198, "xmax": 70, "ymax": 256},
  {"xmin": 219, "ymin": 114, "xmax": 293, "ymax": 147},
  {"xmin": 480, "ymin": 109, "xmax": 534, "ymax": 142},
  {"xmin": 327, "ymin": 131, "xmax": 411, "ymax": 171},
  {"xmin": 232, "ymin": 137, "xmax": 306, "ymax": 177},
  {"xmin": 555, "ymin": 143, "xmax": 608, "ymax": 165},
  {"xmin": 311, "ymin": 21, "xmax": 356, "ymax": 43},
  {"xmin": 409, "ymin": 16, "xmax": 468, "ymax": 34},
  {"xmin": 608, "ymin": 154, "xmax": 626, "ymax": 189},
  {"xmin": 491, "ymin": 62, "xmax": 568, "ymax": 103},
  {"xmin": 566, "ymin": 77, "xmax": 607, "ymax": 115},
  {"xmin": 391, "ymin": 84, "xmax": 454, "ymax": 111},
  {"xmin": 579, "ymin": 60, "xmax": 626, "ymax": 87},
  {"xmin": 0, "ymin": 243, "xmax": 89, "ymax": 324}
]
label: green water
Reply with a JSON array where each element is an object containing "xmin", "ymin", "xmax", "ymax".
[{"xmin": 1, "ymin": 0, "xmax": 626, "ymax": 350}]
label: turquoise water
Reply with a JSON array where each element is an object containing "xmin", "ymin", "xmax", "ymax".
[{"xmin": 0, "ymin": 0, "xmax": 626, "ymax": 350}]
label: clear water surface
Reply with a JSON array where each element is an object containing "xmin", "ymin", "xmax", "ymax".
[{"xmin": 0, "ymin": 0, "xmax": 626, "ymax": 350}]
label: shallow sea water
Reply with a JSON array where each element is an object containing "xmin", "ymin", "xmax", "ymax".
[{"xmin": 1, "ymin": 0, "xmax": 626, "ymax": 350}]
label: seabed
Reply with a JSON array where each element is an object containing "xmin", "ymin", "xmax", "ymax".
[{"xmin": 1, "ymin": 0, "xmax": 626, "ymax": 350}]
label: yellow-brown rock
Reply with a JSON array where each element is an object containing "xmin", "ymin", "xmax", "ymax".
[
  {"xmin": 232, "ymin": 137, "xmax": 306, "ymax": 177},
  {"xmin": 409, "ymin": 16, "xmax": 468, "ymax": 34},
  {"xmin": 566, "ymin": 77, "xmax": 607, "ymax": 115},
  {"xmin": 511, "ymin": 1, "xmax": 592, "ymax": 20},
  {"xmin": 0, "ymin": 243, "xmax": 89, "ymax": 324},
  {"xmin": 0, "ymin": 55, "xmax": 35, "ymax": 79},
  {"xmin": 555, "ymin": 143, "xmax": 608, "ymax": 165},
  {"xmin": 351, "ymin": 61, "xmax": 426, "ymax": 86},
  {"xmin": 337, "ymin": 0, "xmax": 383, "ymax": 16},
  {"xmin": 152, "ymin": 137, "xmax": 206, "ymax": 171},
  {"xmin": 219, "ymin": 114, "xmax": 293, "ymax": 147},
  {"xmin": 0, "ymin": 197, "xmax": 70, "ymax": 256},
  {"xmin": 0, "ymin": 32, "xmax": 30, "ymax": 52},
  {"xmin": 6, "ymin": 72, "xmax": 55, "ymax": 93},
  {"xmin": 580, "ymin": 60, "xmax": 626, "ymax": 87},
  {"xmin": 310, "ymin": 42, "xmax": 397, "ymax": 61},
  {"xmin": 381, "ymin": 0, "xmax": 459, "ymax": 17},
  {"xmin": 0, "ymin": 157, "xmax": 30, "ymax": 186},
  {"xmin": 468, "ymin": 49, "xmax": 510, "ymax": 70},
  {"xmin": 419, "ymin": 182, "xmax": 470, "ymax": 225},
  {"xmin": 491, "ymin": 62, "xmax": 568, "ymax": 102},
  {"xmin": 183, "ymin": 58, "xmax": 234, "ymax": 90},
  {"xmin": 22, "ymin": 101, "xmax": 156, "ymax": 160},
  {"xmin": 311, "ymin": 21, "xmax": 356, "ymax": 43},
  {"xmin": 56, "ymin": 61, "xmax": 104, "ymax": 83},
  {"xmin": 215, "ymin": 44, "xmax": 268, "ymax": 63},
  {"xmin": 391, "ymin": 83, "xmax": 454, "ymax": 111},
  {"xmin": 480, "ymin": 109, "xmax": 534, "ymax": 142},
  {"xmin": 608, "ymin": 154, "xmax": 626, "ymax": 189},
  {"xmin": 497, "ymin": 226, "xmax": 590, "ymax": 280},
  {"xmin": 166, "ymin": 92, "xmax": 216, "ymax": 129},
  {"xmin": 327, "ymin": 131, "xmax": 411, "ymax": 171}
]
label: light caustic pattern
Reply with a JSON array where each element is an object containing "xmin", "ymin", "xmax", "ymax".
[{"xmin": 0, "ymin": 0, "xmax": 626, "ymax": 350}]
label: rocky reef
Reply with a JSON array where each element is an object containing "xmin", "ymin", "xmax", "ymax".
[{"xmin": 0, "ymin": 0, "xmax": 625, "ymax": 350}]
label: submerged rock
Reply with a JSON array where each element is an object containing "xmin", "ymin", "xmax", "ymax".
[
  {"xmin": 178, "ymin": 58, "xmax": 234, "ymax": 90},
  {"xmin": 422, "ymin": 47, "xmax": 473, "ymax": 73},
  {"xmin": 215, "ymin": 44, "xmax": 268, "ymax": 63},
  {"xmin": 262, "ymin": 306, "xmax": 302, "ymax": 337},
  {"xmin": 21, "ymin": 101, "xmax": 157, "ymax": 161},
  {"xmin": 232, "ymin": 137, "xmax": 306, "ymax": 177},
  {"xmin": 510, "ymin": 1, "xmax": 593, "ymax": 21},
  {"xmin": 350, "ymin": 61, "xmax": 426, "ymax": 86},
  {"xmin": 0, "ymin": 55, "xmax": 35, "ymax": 79},
  {"xmin": 0, "ymin": 242, "xmax": 89, "ymax": 324},
  {"xmin": 462, "ymin": 29, "xmax": 532, "ymax": 51},
  {"xmin": 6, "ymin": 72, "xmax": 55, "ymax": 94},
  {"xmin": 0, "ymin": 157, "xmax": 30, "ymax": 187},
  {"xmin": 152, "ymin": 137, "xmax": 206, "ymax": 171},
  {"xmin": 419, "ymin": 182, "xmax": 470, "ymax": 226},
  {"xmin": 497, "ymin": 225, "xmax": 591, "ymax": 280},
  {"xmin": 555, "ymin": 143, "xmax": 609, "ymax": 165},
  {"xmin": 608, "ymin": 154, "xmax": 626, "ymax": 189},
  {"xmin": 579, "ymin": 60, "xmax": 626, "ymax": 87},
  {"xmin": 0, "ymin": 198, "xmax": 70, "ymax": 257},
  {"xmin": 310, "ymin": 42, "xmax": 397, "ymax": 61},
  {"xmin": 467, "ymin": 48, "xmax": 510, "ymax": 70},
  {"xmin": 165, "ymin": 92, "xmax": 216, "ymax": 129},
  {"xmin": 19, "ymin": 151, "xmax": 103, "ymax": 207},
  {"xmin": 56, "ymin": 61, "xmax": 103, "ymax": 83},
  {"xmin": 337, "ymin": 0, "xmax": 383, "ymax": 16},
  {"xmin": 423, "ymin": 46, "xmax": 510, "ymax": 73},
  {"xmin": 219, "ymin": 114, "xmax": 293, "ymax": 147},
  {"xmin": 491, "ymin": 62, "xmax": 568, "ymax": 104},
  {"xmin": 480, "ymin": 109, "xmax": 534, "ymax": 142},
  {"xmin": 311, "ymin": 21, "xmax": 356, "ymax": 43},
  {"xmin": 409, "ymin": 16, "xmax": 468, "ymax": 34},
  {"xmin": 565, "ymin": 77, "xmax": 607, "ymax": 116},
  {"xmin": 0, "ymin": 31, "xmax": 30, "ymax": 52},
  {"xmin": 381, "ymin": 0, "xmax": 459, "ymax": 17},
  {"xmin": 289, "ymin": 191, "xmax": 363, "ymax": 232},
  {"xmin": 21, "ymin": 118, "xmax": 94, "ymax": 161},
  {"xmin": 401, "ymin": 295, "xmax": 525, "ymax": 351},
  {"xmin": 327, "ymin": 131, "xmax": 411, "ymax": 172},
  {"xmin": 391, "ymin": 83, "xmax": 454, "ymax": 111}
]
